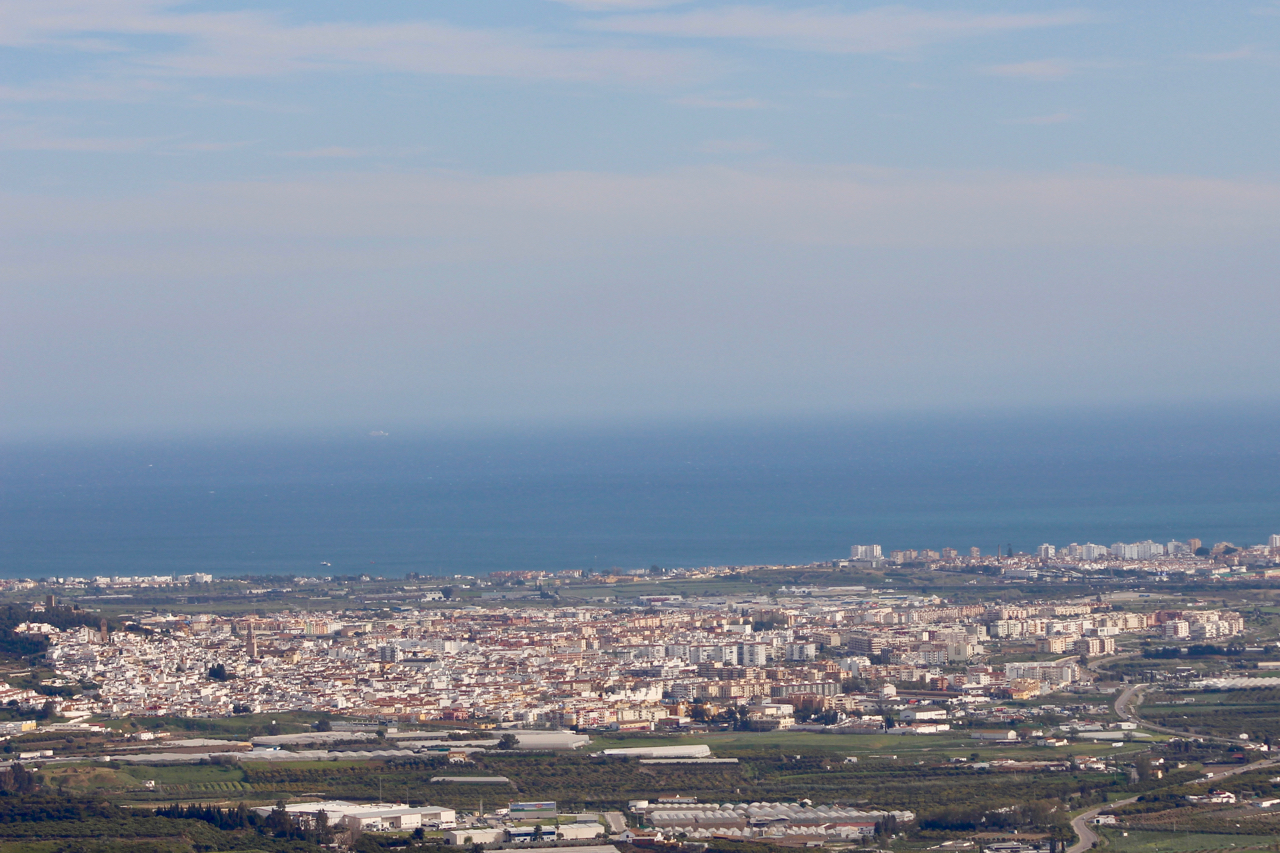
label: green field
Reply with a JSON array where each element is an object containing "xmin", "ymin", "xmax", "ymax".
[
  {"xmin": 585, "ymin": 729, "xmax": 1152, "ymax": 760},
  {"xmin": 41, "ymin": 761, "xmax": 254, "ymax": 801},
  {"xmin": 101, "ymin": 710, "xmax": 332, "ymax": 738},
  {"xmin": 1142, "ymin": 687, "xmax": 1280, "ymax": 741},
  {"xmin": 588, "ymin": 730, "xmax": 971, "ymax": 752},
  {"xmin": 1098, "ymin": 829, "xmax": 1279, "ymax": 853},
  {"xmin": 0, "ymin": 841, "xmax": 208, "ymax": 853}
]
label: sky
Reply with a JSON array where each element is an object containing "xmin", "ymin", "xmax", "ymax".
[{"xmin": 2, "ymin": 0, "xmax": 1279, "ymax": 439}]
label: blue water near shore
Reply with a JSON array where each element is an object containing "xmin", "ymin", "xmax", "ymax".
[{"xmin": 1, "ymin": 410, "xmax": 1278, "ymax": 579}]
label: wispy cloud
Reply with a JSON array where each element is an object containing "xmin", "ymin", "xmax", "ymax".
[
  {"xmin": 986, "ymin": 59, "xmax": 1082, "ymax": 80},
  {"xmin": 0, "ymin": 78, "xmax": 172, "ymax": 103},
  {"xmin": 697, "ymin": 138, "xmax": 771, "ymax": 154},
  {"xmin": 0, "ymin": 1, "xmax": 709, "ymax": 84},
  {"xmin": 282, "ymin": 145, "xmax": 430, "ymax": 159},
  {"xmin": 0, "ymin": 126, "xmax": 161, "ymax": 152},
  {"xmin": 546, "ymin": 0, "xmax": 690, "ymax": 9},
  {"xmin": 671, "ymin": 94, "xmax": 771, "ymax": 109},
  {"xmin": 0, "ymin": 120, "xmax": 247, "ymax": 155},
  {"xmin": 1003, "ymin": 112, "xmax": 1077, "ymax": 125},
  {"xmin": 6, "ymin": 166, "xmax": 1280, "ymax": 276},
  {"xmin": 1192, "ymin": 45, "xmax": 1276, "ymax": 62},
  {"xmin": 588, "ymin": 5, "xmax": 1090, "ymax": 54},
  {"xmin": 170, "ymin": 140, "xmax": 254, "ymax": 153},
  {"xmin": 285, "ymin": 147, "xmax": 375, "ymax": 159}
]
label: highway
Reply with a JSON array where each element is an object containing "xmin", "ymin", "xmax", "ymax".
[
  {"xmin": 1066, "ymin": 752, "xmax": 1280, "ymax": 853},
  {"xmin": 1065, "ymin": 682, "xmax": 1278, "ymax": 853},
  {"xmin": 1067, "ymin": 795, "xmax": 1140, "ymax": 853},
  {"xmin": 1114, "ymin": 682, "xmax": 1242, "ymax": 745}
]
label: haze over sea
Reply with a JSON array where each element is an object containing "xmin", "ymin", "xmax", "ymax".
[{"xmin": 2, "ymin": 409, "xmax": 1277, "ymax": 580}]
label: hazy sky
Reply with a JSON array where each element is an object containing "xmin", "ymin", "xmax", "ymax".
[{"xmin": 2, "ymin": 1, "xmax": 1279, "ymax": 438}]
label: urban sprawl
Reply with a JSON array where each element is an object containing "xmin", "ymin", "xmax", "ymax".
[
  {"xmin": 1, "ymin": 533, "xmax": 1279, "ymax": 850},
  {"xmin": 11, "ymin": 535, "xmax": 1277, "ymax": 724}
]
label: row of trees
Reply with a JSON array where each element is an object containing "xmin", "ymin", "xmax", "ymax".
[
  {"xmin": 156, "ymin": 799, "xmax": 336, "ymax": 844},
  {"xmin": 687, "ymin": 701, "xmax": 848, "ymax": 729},
  {"xmin": 1143, "ymin": 643, "xmax": 1248, "ymax": 658}
]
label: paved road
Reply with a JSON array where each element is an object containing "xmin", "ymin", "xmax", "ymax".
[
  {"xmin": 1067, "ymin": 756, "xmax": 1280, "ymax": 853},
  {"xmin": 603, "ymin": 812, "xmax": 627, "ymax": 833},
  {"xmin": 1200, "ymin": 757, "xmax": 1280, "ymax": 781},
  {"xmin": 1114, "ymin": 683, "xmax": 1145, "ymax": 723},
  {"xmin": 1114, "ymin": 682, "xmax": 1242, "ymax": 745},
  {"xmin": 1063, "ymin": 683, "xmax": 1280, "ymax": 853},
  {"xmin": 1067, "ymin": 795, "xmax": 1140, "ymax": 853}
]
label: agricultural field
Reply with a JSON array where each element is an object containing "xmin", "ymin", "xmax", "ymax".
[
  {"xmin": 40, "ymin": 762, "xmax": 253, "ymax": 800},
  {"xmin": 1142, "ymin": 688, "xmax": 1280, "ymax": 742},
  {"xmin": 34, "ymin": 745, "xmax": 1138, "ymax": 817},
  {"xmin": 1098, "ymin": 829, "xmax": 1280, "ymax": 853},
  {"xmin": 101, "ymin": 711, "xmax": 335, "ymax": 739},
  {"xmin": 586, "ymin": 728, "xmax": 1150, "ymax": 761},
  {"xmin": 230, "ymin": 749, "xmax": 1135, "ymax": 815}
]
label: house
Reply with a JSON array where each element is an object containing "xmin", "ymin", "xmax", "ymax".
[
  {"xmin": 834, "ymin": 822, "xmax": 879, "ymax": 837},
  {"xmin": 971, "ymin": 729, "xmax": 1018, "ymax": 742},
  {"xmin": 890, "ymin": 723, "xmax": 951, "ymax": 734},
  {"xmin": 1091, "ymin": 815, "xmax": 1117, "ymax": 826},
  {"xmin": 899, "ymin": 707, "xmax": 948, "ymax": 722},
  {"xmin": 617, "ymin": 829, "xmax": 664, "ymax": 843}
]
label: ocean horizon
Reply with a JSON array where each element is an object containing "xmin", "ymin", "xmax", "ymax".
[{"xmin": 2, "ymin": 409, "xmax": 1278, "ymax": 580}]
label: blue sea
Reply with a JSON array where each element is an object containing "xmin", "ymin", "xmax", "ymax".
[{"xmin": 1, "ymin": 410, "xmax": 1278, "ymax": 579}]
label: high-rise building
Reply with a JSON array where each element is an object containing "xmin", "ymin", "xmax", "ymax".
[
  {"xmin": 1075, "ymin": 636, "xmax": 1115, "ymax": 657},
  {"xmin": 1139, "ymin": 540, "xmax": 1165, "ymax": 559},
  {"xmin": 1037, "ymin": 544, "xmax": 1056, "ymax": 559},
  {"xmin": 969, "ymin": 547, "xmax": 981, "ymax": 559},
  {"xmin": 1036, "ymin": 636, "xmax": 1070, "ymax": 654},
  {"xmin": 785, "ymin": 642, "xmax": 817, "ymax": 661},
  {"xmin": 1188, "ymin": 538, "xmax": 1202, "ymax": 552},
  {"xmin": 851, "ymin": 545, "xmax": 882, "ymax": 560},
  {"xmin": 846, "ymin": 634, "xmax": 884, "ymax": 656},
  {"xmin": 1109, "ymin": 541, "xmax": 1165, "ymax": 560},
  {"xmin": 1269, "ymin": 534, "xmax": 1280, "ymax": 549}
]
